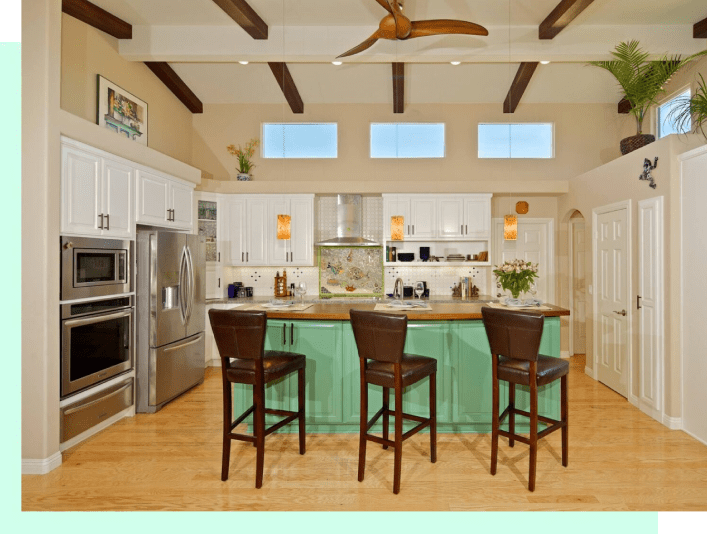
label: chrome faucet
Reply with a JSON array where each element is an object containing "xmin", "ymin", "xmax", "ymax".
[{"xmin": 393, "ymin": 277, "xmax": 404, "ymax": 300}]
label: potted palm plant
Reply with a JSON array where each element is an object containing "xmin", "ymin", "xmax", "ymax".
[
  {"xmin": 667, "ymin": 74, "xmax": 707, "ymax": 140},
  {"xmin": 588, "ymin": 41, "xmax": 707, "ymax": 155}
]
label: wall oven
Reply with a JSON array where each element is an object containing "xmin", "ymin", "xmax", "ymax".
[
  {"xmin": 61, "ymin": 236, "xmax": 132, "ymax": 301},
  {"xmin": 61, "ymin": 296, "xmax": 134, "ymax": 398}
]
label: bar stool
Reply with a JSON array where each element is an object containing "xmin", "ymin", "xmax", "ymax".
[
  {"xmin": 481, "ymin": 306, "xmax": 569, "ymax": 491},
  {"xmin": 208, "ymin": 309, "xmax": 306, "ymax": 488},
  {"xmin": 349, "ymin": 309, "xmax": 437, "ymax": 494}
]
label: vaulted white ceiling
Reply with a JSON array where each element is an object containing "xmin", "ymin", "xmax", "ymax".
[{"xmin": 88, "ymin": 0, "xmax": 707, "ymax": 105}]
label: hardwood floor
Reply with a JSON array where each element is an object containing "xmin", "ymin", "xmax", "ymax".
[{"xmin": 22, "ymin": 355, "xmax": 707, "ymax": 511}]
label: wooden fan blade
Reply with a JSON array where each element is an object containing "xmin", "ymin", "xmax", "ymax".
[
  {"xmin": 408, "ymin": 19, "xmax": 489, "ymax": 38},
  {"xmin": 374, "ymin": 0, "xmax": 393, "ymax": 14},
  {"xmin": 337, "ymin": 32, "xmax": 382, "ymax": 58}
]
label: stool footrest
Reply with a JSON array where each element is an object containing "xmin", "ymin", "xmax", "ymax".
[
  {"xmin": 402, "ymin": 419, "xmax": 431, "ymax": 441},
  {"xmin": 232, "ymin": 405, "xmax": 255, "ymax": 429},
  {"xmin": 229, "ymin": 432, "xmax": 256, "ymax": 443},
  {"xmin": 498, "ymin": 429, "xmax": 530, "ymax": 445},
  {"xmin": 365, "ymin": 433, "xmax": 395, "ymax": 448},
  {"xmin": 537, "ymin": 421, "xmax": 564, "ymax": 440},
  {"xmin": 367, "ymin": 406, "xmax": 386, "ymax": 431},
  {"xmin": 265, "ymin": 411, "xmax": 299, "ymax": 437}
]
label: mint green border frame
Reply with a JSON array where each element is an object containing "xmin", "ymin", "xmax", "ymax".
[{"xmin": 318, "ymin": 246, "xmax": 384, "ymax": 299}]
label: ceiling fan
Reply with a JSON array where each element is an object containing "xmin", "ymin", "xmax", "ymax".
[{"xmin": 337, "ymin": 0, "xmax": 489, "ymax": 59}]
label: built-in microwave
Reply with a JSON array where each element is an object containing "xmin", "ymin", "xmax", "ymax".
[{"xmin": 61, "ymin": 236, "xmax": 133, "ymax": 301}]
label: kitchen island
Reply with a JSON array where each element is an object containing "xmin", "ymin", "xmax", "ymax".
[{"xmin": 207, "ymin": 298, "xmax": 570, "ymax": 433}]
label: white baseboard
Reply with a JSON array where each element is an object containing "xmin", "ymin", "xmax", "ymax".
[
  {"xmin": 207, "ymin": 359, "xmax": 221, "ymax": 368},
  {"xmin": 584, "ymin": 366, "xmax": 595, "ymax": 379},
  {"xmin": 629, "ymin": 393, "xmax": 639, "ymax": 406},
  {"xmin": 560, "ymin": 350, "xmax": 570, "ymax": 359},
  {"xmin": 663, "ymin": 414, "xmax": 683, "ymax": 431},
  {"xmin": 22, "ymin": 451, "xmax": 62, "ymax": 475}
]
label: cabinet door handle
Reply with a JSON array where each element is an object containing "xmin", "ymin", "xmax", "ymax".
[
  {"xmin": 461, "ymin": 225, "xmax": 463, "ymax": 234},
  {"xmin": 218, "ymin": 252, "xmax": 220, "ymax": 262},
  {"xmin": 283, "ymin": 323, "xmax": 286, "ymax": 345},
  {"xmin": 167, "ymin": 209, "xmax": 171, "ymax": 221},
  {"xmin": 242, "ymin": 252, "xmax": 244, "ymax": 262},
  {"xmin": 637, "ymin": 295, "xmax": 642, "ymax": 309},
  {"xmin": 407, "ymin": 225, "xmax": 410, "ymax": 234},
  {"xmin": 218, "ymin": 278, "xmax": 220, "ymax": 288},
  {"xmin": 412, "ymin": 225, "xmax": 415, "ymax": 235},
  {"xmin": 466, "ymin": 225, "xmax": 468, "ymax": 234},
  {"xmin": 105, "ymin": 213, "xmax": 109, "ymax": 230},
  {"xmin": 171, "ymin": 209, "xmax": 175, "ymax": 221},
  {"xmin": 98, "ymin": 213, "xmax": 104, "ymax": 229},
  {"xmin": 246, "ymin": 252, "xmax": 249, "ymax": 262},
  {"xmin": 290, "ymin": 323, "xmax": 294, "ymax": 345}
]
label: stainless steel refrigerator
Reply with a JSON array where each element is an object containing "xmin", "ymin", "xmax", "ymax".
[{"xmin": 136, "ymin": 230, "xmax": 205, "ymax": 413}]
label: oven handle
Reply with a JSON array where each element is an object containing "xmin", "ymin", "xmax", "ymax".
[
  {"xmin": 63, "ymin": 381, "xmax": 132, "ymax": 416},
  {"xmin": 163, "ymin": 334, "xmax": 204, "ymax": 353},
  {"xmin": 63, "ymin": 308, "xmax": 133, "ymax": 328}
]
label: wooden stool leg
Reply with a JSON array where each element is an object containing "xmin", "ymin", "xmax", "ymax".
[
  {"xmin": 490, "ymin": 371, "xmax": 499, "ymax": 476},
  {"xmin": 358, "ymin": 363, "xmax": 368, "ymax": 482},
  {"xmin": 221, "ymin": 381, "xmax": 232, "ymax": 481},
  {"xmin": 254, "ymin": 381, "xmax": 266, "ymax": 489},
  {"xmin": 430, "ymin": 373, "xmax": 437, "ymax": 463},
  {"xmin": 298, "ymin": 367, "xmax": 306, "ymax": 455},
  {"xmin": 382, "ymin": 387, "xmax": 390, "ymax": 450},
  {"xmin": 508, "ymin": 382, "xmax": 516, "ymax": 448},
  {"xmin": 528, "ymin": 372, "xmax": 538, "ymax": 492},
  {"xmin": 561, "ymin": 374, "xmax": 568, "ymax": 467},
  {"xmin": 393, "ymin": 384, "xmax": 403, "ymax": 494}
]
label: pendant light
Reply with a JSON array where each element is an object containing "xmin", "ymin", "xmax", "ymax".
[
  {"xmin": 277, "ymin": 214, "xmax": 291, "ymax": 240},
  {"xmin": 503, "ymin": 0, "xmax": 517, "ymax": 241},
  {"xmin": 276, "ymin": 0, "xmax": 291, "ymax": 243},
  {"xmin": 390, "ymin": 215, "xmax": 404, "ymax": 241}
]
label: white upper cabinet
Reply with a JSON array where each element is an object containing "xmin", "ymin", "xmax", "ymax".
[
  {"xmin": 267, "ymin": 195, "xmax": 314, "ymax": 266},
  {"xmin": 226, "ymin": 198, "xmax": 247, "ymax": 265},
  {"xmin": 169, "ymin": 181, "xmax": 193, "ymax": 229},
  {"xmin": 382, "ymin": 194, "xmax": 491, "ymax": 241},
  {"xmin": 136, "ymin": 170, "xmax": 194, "ymax": 231},
  {"xmin": 61, "ymin": 140, "xmax": 134, "ymax": 239},
  {"xmin": 246, "ymin": 197, "xmax": 268, "ymax": 265}
]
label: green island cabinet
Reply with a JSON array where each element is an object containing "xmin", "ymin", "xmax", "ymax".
[{"xmin": 231, "ymin": 318, "xmax": 560, "ymax": 433}]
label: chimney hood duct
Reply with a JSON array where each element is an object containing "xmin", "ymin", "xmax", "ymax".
[{"xmin": 315, "ymin": 194, "xmax": 380, "ymax": 247}]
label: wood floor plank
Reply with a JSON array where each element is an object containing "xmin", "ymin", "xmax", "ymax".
[{"xmin": 22, "ymin": 356, "xmax": 707, "ymax": 511}]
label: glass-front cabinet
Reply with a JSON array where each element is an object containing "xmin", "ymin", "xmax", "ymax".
[{"xmin": 196, "ymin": 193, "xmax": 223, "ymax": 298}]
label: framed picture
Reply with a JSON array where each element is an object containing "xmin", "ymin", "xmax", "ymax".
[{"xmin": 97, "ymin": 75, "xmax": 148, "ymax": 145}]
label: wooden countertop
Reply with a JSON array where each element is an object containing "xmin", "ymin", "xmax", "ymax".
[{"xmin": 252, "ymin": 302, "xmax": 570, "ymax": 321}]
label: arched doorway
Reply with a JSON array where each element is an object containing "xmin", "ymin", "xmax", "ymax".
[{"xmin": 568, "ymin": 210, "xmax": 586, "ymax": 357}]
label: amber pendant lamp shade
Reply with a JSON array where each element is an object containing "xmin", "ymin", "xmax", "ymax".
[
  {"xmin": 391, "ymin": 215, "xmax": 404, "ymax": 241},
  {"xmin": 504, "ymin": 214, "xmax": 517, "ymax": 241},
  {"xmin": 277, "ymin": 214, "xmax": 291, "ymax": 240}
]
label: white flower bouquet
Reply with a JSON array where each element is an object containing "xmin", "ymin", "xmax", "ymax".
[{"xmin": 492, "ymin": 260, "xmax": 539, "ymax": 299}]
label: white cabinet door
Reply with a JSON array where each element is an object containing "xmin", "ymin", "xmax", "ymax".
[
  {"xmin": 170, "ymin": 182, "xmax": 193, "ymax": 230},
  {"xmin": 246, "ymin": 198, "xmax": 268, "ymax": 265},
  {"xmin": 289, "ymin": 196, "xmax": 314, "ymax": 265},
  {"xmin": 410, "ymin": 198, "xmax": 436, "ymax": 239},
  {"xmin": 464, "ymin": 197, "xmax": 491, "ymax": 239},
  {"xmin": 102, "ymin": 158, "xmax": 134, "ymax": 239},
  {"xmin": 226, "ymin": 199, "xmax": 246, "ymax": 265},
  {"xmin": 437, "ymin": 196, "xmax": 465, "ymax": 239},
  {"xmin": 268, "ymin": 197, "xmax": 290, "ymax": 265},
  {"xmin": 136, "ymin": 170, "xmax": 169, "ymax": 226},
  {"xmin": 62, "ymin": 145, "xmax": 102, "ymax": 236},
  {"xmin": 205, "ymin": 263, "xmax": 223, "ymax": 299},
  {"xmin": 383, "ymin": 197, "xmax": 411, "ymax": 239}
]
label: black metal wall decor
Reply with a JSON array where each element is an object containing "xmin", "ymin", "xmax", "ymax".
[{"xmin": 640, "ymin": 157, "xmax": 658, "ymax": 189}]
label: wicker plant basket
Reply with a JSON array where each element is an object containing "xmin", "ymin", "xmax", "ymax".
[{"xmin": 620, "ymin": 134, "xmax": 655, "ymax": 155}]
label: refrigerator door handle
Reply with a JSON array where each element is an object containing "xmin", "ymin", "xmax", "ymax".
[
  {"xmin": 185, "ymin": 245, "xmax": 195, "ymax": 324},
  {"xmin": 179, "ymin": 245, "xmax": 188, "ymax": 325}
]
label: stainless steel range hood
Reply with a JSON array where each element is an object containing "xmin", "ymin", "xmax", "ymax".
[{"xmin": 315, "ymin": 194, "xmax": 380, "ymax": 247}]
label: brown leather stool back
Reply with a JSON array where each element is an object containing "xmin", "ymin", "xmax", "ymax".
[
  {"xmin": 482, "ymin": 306, "xmax": 544, "ymax": 362},
  {"xmin": 210, "ymin": 309, "xmax": 266, "ymax": 364},
  {"xmin": 350, "ymin": 309, "xmax": 407, "ymax": 364}
]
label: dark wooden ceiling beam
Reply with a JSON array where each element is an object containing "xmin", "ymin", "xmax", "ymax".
[
  {"xmin": 212, "ymin": 0, "xmax": 268, "ymax": 40},
  {"xmin": 62, "ymin": 0, "xmax": 132, "ymax": 39},
  {"xmin": 268, "ymin": 63, "xmax": 304, "ymax": 114},
  {"xmin": 392, "ymin": 62, "xmax": 404, "ymax": 114},
  {"xmin": 539, "ymin": 0, "xmax": 594, "ymax": 40},
  {"xmin": 503, "ymin": 62, "xmax": 538, "ymax": 114},
  {"xmin": 144, "ymin": 62, "xmax": 203, "ymax": 114},
  {"xmin": 695, "ymin": 16, "xmax": 707, "ymax": 38}
]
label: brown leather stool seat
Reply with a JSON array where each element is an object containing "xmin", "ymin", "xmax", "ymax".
[
  {"xmin": 350, "ymin": 309, "xmax": 437, "ymax": 495},
  {"xmin": 209, "ymin": 309, "xmax": 306, "ymax": 488},
  {"xmin": 481, "ymin": 306, "xmax": 569, "ymax": 492}
]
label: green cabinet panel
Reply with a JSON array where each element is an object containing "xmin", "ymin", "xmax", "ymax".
[{"xmin": 342, "ymin": 323, "xmax": 380, "ymax": 426}]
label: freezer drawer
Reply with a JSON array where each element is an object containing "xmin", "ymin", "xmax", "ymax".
[
  {"xmin": 61, "ymin": 378, "xmax": 133, "ymax": 443},
  {"xmin": 149, "ymin": 333, "xmax": 205, "ymax": 407}
]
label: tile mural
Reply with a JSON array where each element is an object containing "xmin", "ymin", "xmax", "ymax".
[{"xmin": 319, "ymin": 247, "xmax": 383, "ymax": 298}]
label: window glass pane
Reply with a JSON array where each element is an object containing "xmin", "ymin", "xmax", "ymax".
[
  {"xmin": 478, "ymin": 123, "xmax": 554, "ymax": 159},
  {"xmin": 370, "ymin": 123, "xmax": 445, "ymax": 158},
  {"xmin": 658, "ymin": 89, "xmax": 690, "ymax": 139},
  {"xmin": 262, "ymin": 123, "xmax": 337, "ymax": 158}
]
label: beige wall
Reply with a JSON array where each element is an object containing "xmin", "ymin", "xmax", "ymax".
[
  {"xmin": 60, "ymin": 13, "xmax": 193, "ymax": 164},
  {"xmin": 192, "ymin": 102, "xmax": 631, "ymax": 185}
]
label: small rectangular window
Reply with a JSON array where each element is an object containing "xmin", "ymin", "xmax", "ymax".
[
  {"xmin": 262, "ymin": 123, "xmax": 338, "ymax": 158},
  {"xmin": 370, "ymin": 123, "xmax": 445, "ymax": 158},
  {"xmin": 478, "ymin": 123, "xmax": 554, "ymax": 159},
  {"xmin": 657, "ymin": 89, "xmax": 691, "ymax": 139}
]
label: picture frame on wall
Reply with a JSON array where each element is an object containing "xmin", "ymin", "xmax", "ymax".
[{"xmin": 97, "ymin": 75, "xmax": 148, "ymax": 145}]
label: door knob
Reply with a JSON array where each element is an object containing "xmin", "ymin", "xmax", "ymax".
[{"xmin": 613, "ymin": 309, "xmax": 627, "ymax": 316}]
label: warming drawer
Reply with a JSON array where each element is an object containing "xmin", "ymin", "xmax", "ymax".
[{"xmin": 60, "ymin": 378, "xmax": 134, "ymax": 443}]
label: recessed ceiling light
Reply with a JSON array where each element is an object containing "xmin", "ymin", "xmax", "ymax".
[
  {"xmin": 332, "ymin": 61, "xmax": 342, "ymax": 65},
  {"xmin": 540, "ymin": 61, "xmax": 550, "ymax": 65},
  {"xmin": 451, "ymin": 61, "xmax": 461, "ymax": 65},
  {"xmin": 239, "ymin": 61, "xmax": 249, "ymax": 65}
]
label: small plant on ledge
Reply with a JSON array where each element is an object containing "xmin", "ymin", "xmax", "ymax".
[
  {"xmin": 227, "ymin": 138, "xmax": 259, "ymax": 181},
  {"xmin": 493, "ymin": 260, "xmax": 539, "ymax": 300}
]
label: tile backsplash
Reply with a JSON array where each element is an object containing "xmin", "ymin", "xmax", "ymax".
[{"xmin": 223, "ymin": 195, "xmax": 491, "ymax": 297}]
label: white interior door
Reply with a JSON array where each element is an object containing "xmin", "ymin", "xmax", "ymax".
[
  {"xmin": 638, "ymin": 196, "xmax": 664, "ymax": 421},
  {"xmin": 493, "ymin": 219, "xmax": 554, "ymax": 303},
  {"xmin": 571, "ymin": 218, "xmax": 586, "ymax": 355},
  {"xmin": 594, "ymin": 205, "xmax": 630, "ymax": 398}
]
